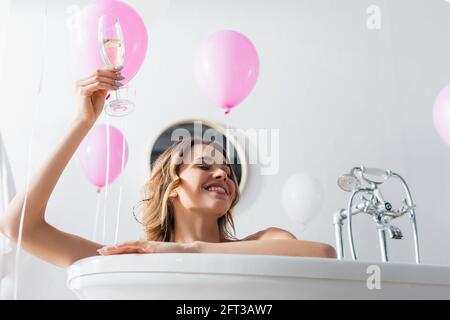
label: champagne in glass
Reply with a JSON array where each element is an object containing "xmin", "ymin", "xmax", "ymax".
[
  {"xmin": 102, "ymin": 38, "xmax": 124, "ymax": 68},
  {"xmin": 98, "ymin": 16, "xmax": 135, "ymax": 117}
]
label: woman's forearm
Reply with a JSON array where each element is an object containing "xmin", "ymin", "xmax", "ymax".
[
  {"xmin": 195, "ymin": 239, "xmax": 337, "ymax": 258},
  {"xmin": 0, "ymin": 118, "xmax": 94, "ymax": 239}
]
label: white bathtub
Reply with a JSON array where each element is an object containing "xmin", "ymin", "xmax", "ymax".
[{"xmin": 67, "ymin": 253, "xmax": 450, "ymax": 299}]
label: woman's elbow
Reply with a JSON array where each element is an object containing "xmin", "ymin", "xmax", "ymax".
[
  {"xmin": 319, "ymin": 243, "xmax": 337, "ymax": 259},
  {"xmin": 263, "ymin": 227, "xmax": 297, "ymax": 240}
]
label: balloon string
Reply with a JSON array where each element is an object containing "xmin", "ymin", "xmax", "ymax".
[
  {"xmin": 114, "ymin": 116, "xmax": 128, "ymax": 244},
  {"xmin": 102, "ymin": 115, "xmax": 111, "ymax": 244},
  {"xmin": 0, "ymin": 230, "xmax": 3, "ymax": 296},
  {"xmin": 13, "ymin": 0, "xmax": 48, "ymax": 301},
  {"xmin": 0, "ymin": 137, "xmax": 6, "ymax": 290},
  {"xmin": 92, "ymin": 188, "xmax": 101, "ymax": 242},
  {"xmin": 13, "ymin": 132, "xmax": 34, "ymax": 301},
  {"xmin": 226, "ymin": 123, "xmax": 230, "ymax": 162}
]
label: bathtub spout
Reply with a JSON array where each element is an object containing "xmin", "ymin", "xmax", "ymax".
[{"xmin": 333, "ymin": 209, "xmax": 346, "ymax": 260}]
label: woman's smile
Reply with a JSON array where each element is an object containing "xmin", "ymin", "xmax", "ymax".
[{"xmin": 203, "ymin": 186, "xmax": 229, "ymax": 198}]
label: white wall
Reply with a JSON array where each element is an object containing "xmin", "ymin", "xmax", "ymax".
[{"xmin": 1, "ymin": 0, "xmax": 450, "ymax": 299}]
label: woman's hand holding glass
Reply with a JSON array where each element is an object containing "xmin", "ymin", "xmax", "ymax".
[{"xmin": 75, "ymin": 67, "xmax": 124, "ymax": 124}]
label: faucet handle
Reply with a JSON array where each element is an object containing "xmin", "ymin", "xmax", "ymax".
[
  {"xmin": 400, "ymin": 198, "xmax": 416, "ymax": 212},
  {"xmin": 362, "ymin": 167, "xmax": 390, "ymax": 184}
]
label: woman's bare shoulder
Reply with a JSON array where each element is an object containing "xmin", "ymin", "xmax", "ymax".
[{"xmin": 236, "ymin": 227, "xmax": 298, "ymax": 241}]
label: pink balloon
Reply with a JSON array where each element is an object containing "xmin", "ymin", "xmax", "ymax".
[
  {"xmin": 194, "ymin": 30, "xmax": 260, "ymax": 114},
  {"xmin": 433, "ymin": 84, "xmax": 450, "ymax": 147},
  {"xmin": 78, "ymin": 124, "xmax": 129, "ymax": 190},
  {"xmin": 75, "ymin": 0, "xmax": 148, "ymax": 85}
]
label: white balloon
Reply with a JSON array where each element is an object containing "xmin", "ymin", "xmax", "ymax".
[{"xmin": 281, "ymin": 172, "xmax": 324, "ymax": 227}]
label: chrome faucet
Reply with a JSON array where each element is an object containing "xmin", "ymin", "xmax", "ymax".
[{"xmin": 333, "ymin": 166, "xmax": 420, "ymax": 264}]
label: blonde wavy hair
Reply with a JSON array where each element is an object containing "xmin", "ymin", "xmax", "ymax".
[{"xmin": 134, "ymin": 138, "xmax": 240, "ymax": 242}]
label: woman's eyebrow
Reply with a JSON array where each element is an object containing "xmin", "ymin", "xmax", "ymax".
[
  {"xmin": 193, "ymin": 156, "xmax": 217, "ymax": 164},
  {"xmin": 193, "ymin": 156, "xmax": 210, "ymax": 164},
  {"xmin": 193, "ymin": 156, "xmax": 229, "ymax": 167}
]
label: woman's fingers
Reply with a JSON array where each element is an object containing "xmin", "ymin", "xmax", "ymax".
[
  {"xmin": 97, "ymin": 240, "xmax": 160, "ymax": 256},
  {"xmin": 78, "ymin": 82, "xmax": 117, "ymax": 97},
  {"xmin": 116, "ymin": 241, "xmax": 150, "ymax": 248},
  {"xmin": 81, "ymin": 67, "xmax": 122, "ymax": 81},
  {"xmin": 76, "ymin": 67, "xmax": 124, "ymax": 94},
  {"xmin": 97, "ymin": 244, "xmax": 151, "ymax": 255},
  {"xmin": 98, "ymin": 247, "xmax": 137, "ymax": 255},
  {"xmin": 116, "ymin": 246, "xmax": 147, "ymax": 254},
  {"xmin": 78, "ymin": 76, "xmax": 120, "ymax": 88}
]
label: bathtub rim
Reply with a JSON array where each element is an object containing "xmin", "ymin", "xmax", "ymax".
[{"xmin": 66, "ymin": 253, "xmax": 450, "ymax": 288}]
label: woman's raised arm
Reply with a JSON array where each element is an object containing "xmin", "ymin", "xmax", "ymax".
[{"xmin": 0, "ymin": 67, "xmax": 123, "ymax": 267}]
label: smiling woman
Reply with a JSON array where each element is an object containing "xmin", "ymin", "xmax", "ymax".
[
  {"xmin": 134, "ymin": 138, "xmax": 241, "ymax": 244},
  {"xmin": 99, "ymin": 136, "xmax": 336, "ymax": 258},
  {"xmin": 0, "ymin": 67, "xmax": 335, "ymax": 273}
]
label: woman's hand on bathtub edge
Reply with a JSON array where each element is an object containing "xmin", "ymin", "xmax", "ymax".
[
  {"xmin": 97, "ymin": 240, "xmax": 199, "ymax": 255},
  {"xmin": 97, "ymin": 239, "xmax": 337, "ymax": 259}
]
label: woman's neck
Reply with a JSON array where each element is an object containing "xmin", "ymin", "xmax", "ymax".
[{"xmin": 172, "ymin": 210, "xmax": 222, "ymax": 243}]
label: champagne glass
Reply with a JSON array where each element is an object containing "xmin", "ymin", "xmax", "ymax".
[{"xmin": 98, "ymin": 15, "xmax": 135, "ymax": 117}]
